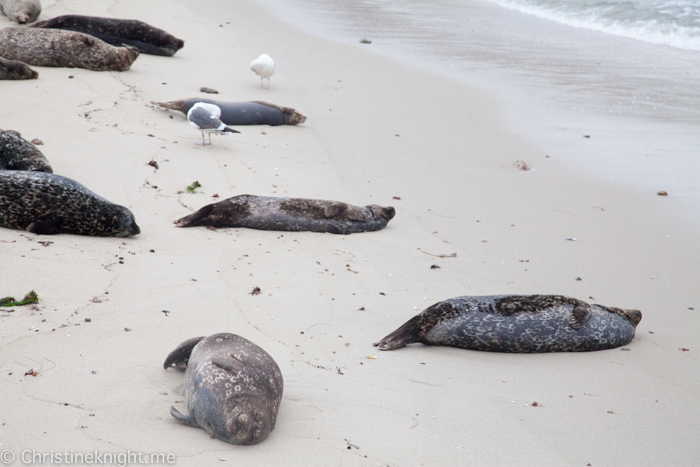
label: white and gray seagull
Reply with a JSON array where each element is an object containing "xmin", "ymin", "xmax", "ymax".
[
  {"xmin": 250, "ymin": 53, "xmax": 275, "ymax": 89},
  {"xmin": 186, "ymin": 102, "xmax": 240, "ymax": 145}
]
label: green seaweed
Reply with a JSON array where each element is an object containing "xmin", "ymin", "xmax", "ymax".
[
  {"xmin": 186, "ymin": 181, "xmax": 201, "ymax": 193},
  {"xmin": 0, "ymin": 290, "xmax": 39, "ymax": 307}
]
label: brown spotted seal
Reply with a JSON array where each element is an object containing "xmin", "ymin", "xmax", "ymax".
[
  {"xmin": 164, "ymin": 333, "xmax": 284, "ymax": 445},
  {"xmin": 0, "ymin": 28, "xmax": 139, "ymax": 71},
  {"xmin": 31, "ymin": 15, "xmax": 184, "ymax": 56},
  {"xmin": 0, "ymin": 0, "xmax": 41, "ymax": 24},
  {"xmin": 0, "ymin": 56, "xmax": 38, "ymax": 80},
  {"xmin": 0, "ymin": 129, "xmax": 51, "ymax": 172},
  {"xmin": 174, "ymin": 194, "xmax": 395, "ymax": 234},
  {"xmin": 153, "ymin": 98, "xmax": 306, "ymax": 126},
  {"xmin": 0, "ymin": 170, "xmax": 140, "ymax": 236},
  {"xmin": 374, "ymin": 295, "xmax": 642, "ymax": 353}
]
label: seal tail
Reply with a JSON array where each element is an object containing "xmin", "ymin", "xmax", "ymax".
[
  {"xmin": 373, "ymin": 315, "xmax": 422, "ymax": 351},
  {"xmin": 174, "ymin": 204, "xmax": 215, "ymax": 228},
  {"xmin": 163, "ymin": 336, "xmax": 206, "ymax": 369},
  {"xmin": 152, "ymin": 100, "xmax": 187, "ymax": 112},
  {"xmin": 170, "ymin": 406, "xmax": 199, "ymax": 427}
]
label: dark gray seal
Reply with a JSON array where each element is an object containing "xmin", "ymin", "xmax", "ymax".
[
  {"xmin": 0, "ymin": 56, "xmax": 38, "ymax": 80},
  {"xmin": 0, "ymin": 129, "xmax": 52, "ymax": 172},
  {"xmin": 0, "ymin": 170, "xmax": 140, "ymax": 236},
  {"xmin": 153, "ymin": 98, "xmax": 306, "ymax": 126},
  {"xmin": 31, "ymin": 15, "xmax": 184, "ymax": 56},
  {"xmin": 163, "ymin": 333, "xmax": 284, "ymax": 445},
  {"xmin": 0, "ymin": 28, "xmax": 139, "ymax": 71},
  {"xmin": 374, "ymin": 295, "xmax": 642, "ymax": 353},
  {"xmin": 0, "ymin": 0, "xmax": 41, "ymax": 24},
  {"xmin": 174, "ymin": 194, "xmax": 395, "ymax": 235}
]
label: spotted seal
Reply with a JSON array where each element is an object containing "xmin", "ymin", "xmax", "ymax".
[
  {"xmin": 0, "ymin": 28, "xmax": 139, "ymax": 71},
  {"xmin": 0, "ymin": 129, "xmax": 52, "ymax": 172},
  {"xmin": 163, "ymin": 333, "xmax": 283, "ymax": 445},
  {"xmin": 174, "ymin": 194, "xmax": 395, "ymax": 234},
  {"xmin": 153, "ymin": 98, "xmax": 306, "ymax": 126},
  {"xmin": 0, "ymin": 0, "xmax": 41, "ymax": 24},
  {"xmin": 0, "ymin": 56, "xmax": 38, "ymax": 80},
  {"xmin": 31, "ymin": 15, "xmax": 184, "ymax": 56},
  {"xmin": 0, "ymin": 170, "xmax": 140, "ymax": 236},
  {"xmin": 374, "ymin": 295, "xmax": 642, "ymax": 353}
]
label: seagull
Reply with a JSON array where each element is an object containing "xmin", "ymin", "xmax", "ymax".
[
  {"xmin": 186, "ymin": 102, "xmax": 240, "ymax": 146},
  {"xmin": 250, "ymin": 53, "xmax": 275, "ymax": 89}
]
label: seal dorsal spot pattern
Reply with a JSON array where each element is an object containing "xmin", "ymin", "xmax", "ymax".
[
  {"xmin": 374, "ymin": 295, "xmax": 642, "ymax": 353},
  {"xmin": 0, "ymin": 171, "xmax": 140, "ymax": 237},
  {"xmin": 0, "ymin": 129, "xmax": 52, "ymax": 172},
  {"xmin": 164, "ymin": 333, "xmax": 283, "ymax": 445},
  {"xmin": 31, "ymin": 14, "xmax": 185, "ymax": 56},
  {"xmin": 174, "ymin": 195, "xmax": 395, "ymax": 234}
]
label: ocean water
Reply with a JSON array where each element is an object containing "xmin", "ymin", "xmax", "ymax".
[
  {"xmin": 253, "ymin": 0, "xmax": 700, "ymax": 204},
  {"xmin": 491, "ymin": 0, "xmax": 700, "ymax": 51}
]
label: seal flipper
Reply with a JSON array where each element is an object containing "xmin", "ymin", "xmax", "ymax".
[
  {"xmin": 174, "ymin": 204, "xmax": 215, "ymax": 227},
  {"xmin": 26, "ymin": 217, "xmax": 63, "ymax": 235},
  {"xmin": 324, "ymin": 202, "xmax": 347, "ymax": 218},
  {"xmin": 569, "ymin": 304, "xmax": 592, "ymax": 330},
  {"xmin": 170, "ymin": 406, "xmax": 199, "ymax": 427},
  {"xmin": 211, "ymin": 356, "xmax": 244, "ymax": 373},
  {"xmin": 374, "ymin": 315, "xmax": 422, "ymax": 350},
  {"xmin": 163, "ymin": 336, "xmax": 206, "ymax": 369}
]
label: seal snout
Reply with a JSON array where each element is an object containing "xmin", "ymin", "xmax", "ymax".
[{"xmin": 623, "ymin": 309, "xmax": 642, "ymax": 327}]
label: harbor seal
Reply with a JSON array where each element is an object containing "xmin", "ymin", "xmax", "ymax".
[
  {"xmin": 31, "ymin": 15, "xmax": 184, "ymax": 56},
  {"xmin": 0, "ymin": 0, "xmax": 41, "ymax": 24},
  {"xmin": 0, "ymin": 28, "xmax": 139, "ymax": 71},
  {"xmin": 0, "ymin": 170, "xmax": 140, "ymax": 236},
  {"xmin": 0, "ymin": 129, "xmax": 52, "ymax": 172},
  {"xmin": 374, "ymin": 295, "xmax": 642, "ymax": 353},
  {"xmin": 163, "ymin": 333, "xmax": 283, "ymax": 445},
  {"xmin": 174, "ymin": 194, "xmax": 395, "ymax": 234},
  {"xmin": 153, "ymin": 98, "xmax": 306, "ymax": 126},
  {"xmin": 0, "ymin": 56, "xmax": 38, "ymax": 80}
]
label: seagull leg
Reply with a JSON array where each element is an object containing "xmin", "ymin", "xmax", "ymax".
[
  {"xmin": 196, "ymin": 131, "xmax": 206, "ymax": 146},
  {"xmin": 208, "ymin": 132, "xmax": 213, "ymax": 145}
]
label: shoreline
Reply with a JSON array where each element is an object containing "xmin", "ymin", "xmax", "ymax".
[{"xmin": 1, "ymin": 0, "xmax": 699, "ymax": 465}]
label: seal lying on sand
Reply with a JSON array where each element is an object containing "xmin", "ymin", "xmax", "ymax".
[
  {"xmin": 0, "ymin": 129, "xmax": 52, "ymax": 172},
  {"xmin": 0, "ymin": 171, "xmax": 140, "ymax": 236},
  {"xmin": 374, "ymin": 295, "xmax": 642, "ymax": 353},
  {"xmin": 32, "ymin": 15, "xmax": 184, "ymax": 56},
  {"xmin": 0, "ymin": 28, "xmax": 139, "ymax": 71},
  {"xmin": 174, "ymin": 194, "xmax": 395, "ymax": 234},
  {"xmin": 0, "ymin": 56, "xmax": 38, "ymax": 80},
  {"xmin": 153, "ymin": 98, "xmax": 306, "ymax": 126},
  {"xmin": 164, "ymin": 333, "xmax": 283, "ymax": 445},
  {"xmin": 0, "ymin": 0, "xmax": 41, "ymax": 24}
]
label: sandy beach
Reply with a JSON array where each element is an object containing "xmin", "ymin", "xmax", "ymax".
[{"xmin": 1, "ymin": 0, "xmax": 699, "ymax": 465}]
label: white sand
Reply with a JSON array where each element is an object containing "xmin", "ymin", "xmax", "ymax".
[{"xmin": 1, "ymin": 0, "xmax": 699, "ymax": 465}]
